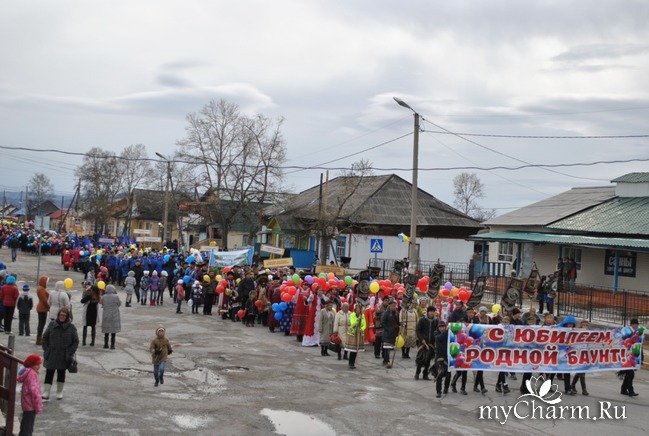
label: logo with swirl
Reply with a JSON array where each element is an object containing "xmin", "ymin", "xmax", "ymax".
[{"xmin": 519, "ymin": 376, "xmax": 562, "ymax": 405}]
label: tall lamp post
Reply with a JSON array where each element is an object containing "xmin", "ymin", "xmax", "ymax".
[
  {"xmin": 155, "ymin": 152, "xmax": 171, "ymax": 246},
  {"xmin": 394, "ymin": 97, "xmax": 420, "ymax": 270}
]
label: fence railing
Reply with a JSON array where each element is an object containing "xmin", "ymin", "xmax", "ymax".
[{"xmin": 366, "ymin": 258, "xmax": 649, "ymax": 327}]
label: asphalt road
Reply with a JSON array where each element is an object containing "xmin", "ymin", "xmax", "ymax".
[{"xmin": 0, "ymin": 249, "xmax": 647, "ymax": 436}]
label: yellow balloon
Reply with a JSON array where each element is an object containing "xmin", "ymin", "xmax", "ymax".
[
  {"xmin": 369, "ymin": 281, "xmax": 380, "ymax": 294},
  {"xmin": 209, "ymin": 241, "xmax": 216, "ymax": 247},
  {"xmin": 97, "ymin": 281, "xmax": 106, "ymax": 290},
  {"xmin": 203, "ymin": 275, "xmax": 211, "ymax": 283},
  {"xmin": 64, "ymin": 278, "xmax": 73, "ymax": 289},
  {"xmin": 492, "ymin": 304, "xmax": 502, "ymax": 314},
  {"xmin": 236, "ymin": 278, "xmax": 241, "ymax": 284},
  {"xmin": 396, "ymin": 335, "xmax": 406, "ymax": 348},
  {"xmin": 216, "ymin": 275, "xmax": 223, "ymax": 282}
]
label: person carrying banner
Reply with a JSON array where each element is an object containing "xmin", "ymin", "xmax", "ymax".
[
  {"xmin": 434, "ymin": 321, "xmax": 451, "ymax": 398},
  {"xmin": 620, "ymin": 318, "xmax": 641, "ymax": 397},
  {"xmin": 415, "ymin": 305, "xmax": 437, "ymax": 381}
]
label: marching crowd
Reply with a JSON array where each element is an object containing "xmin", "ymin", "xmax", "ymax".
[{"xmin": 0, "ymin": 227, "xmax": 645, "ymax": 435}]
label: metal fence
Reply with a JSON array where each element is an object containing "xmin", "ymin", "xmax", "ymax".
[{"xmin": 366, "ymin": 258, "xmax": 649, "ymax": 326}]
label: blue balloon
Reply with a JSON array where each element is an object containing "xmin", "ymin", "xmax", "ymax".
[
  {"xmin": 84, "ymin": 251, "xmax": 90, "ymax": 256},
  {"xmin": 274, "ymin": 312, "xmax": 283, "ymax": 321},
  {"xmin": 279, "ymin": 302, "xmax": 287, "ymax": 311},
  {"xmin": 271, "ymin": 303, "xmax": 279, "ymax": 311},
  {"xmin": 173, "ymin": 269, "xmax": 178, "ymax": 275},
  {"xmin": 187, "ymin": 255, "xmax": 195, "ymax": 263},
  {"xmin": 96, "ymin": 254, "xmax": 102, "ymax": 261},
  {"xmin": 183, "ymin": 275, "xmax": 191, "ymax": 284},
  {"xmin": 164, "ymin": 255, "xmax": 170, "ymax": 262}
]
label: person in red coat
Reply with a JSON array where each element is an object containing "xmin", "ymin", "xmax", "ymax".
[{"xmin": 0, "ymin": 275, "xmax": 20, "ymax": 333}]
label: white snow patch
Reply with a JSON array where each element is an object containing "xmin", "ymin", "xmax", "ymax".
[
  {"xmin": 172, "ymin": 414, "xmax": 212, "ymax": 430},
  {"xmin": 260, "ymin": 409, "xmax": 336, "ymax": 436}
]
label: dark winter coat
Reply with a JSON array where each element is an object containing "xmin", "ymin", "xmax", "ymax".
[
  {"xmin": 381, "ymin": 308, "xmax": 401, "ymax": 346},
  {"xmin": 42, "ymin": 318, "xmax": 79, "ymax": 370},
  {"xmin": 434, "ymin": 329, "xmax": 449, "ymax": 362},
  {"xmin": 416, "ymin": 315, "xmax": 438, "ymax": 344},
  {"xmin": 16, "ymin": 292, "xmax": 33, "ymax": 315},
  {"xmin": 149, "ymin": 336, "xmax": 173, "ymax": 366}
]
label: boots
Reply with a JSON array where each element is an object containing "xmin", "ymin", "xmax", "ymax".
[
  {"xmin": 104, "ymin": 334, "xmax": 109, "ymax": 349},
  {"xmin": 348, "ymin": 352, "xmax": 357, "ymax": 369},
  {"xmin": 415, "ymin": 366, "xmax": 421, "ymax": 380},
  {"xmin": 82, "ymin": 326, "xmax": 87, "ymax": 346},
  {"xmin": 337, "ymin": 349, "xmax": 342, "ymax": 360},
  {"xmin": 36, "ymin": 335, "xmax": 42, "ymax": 345},
  {"xmin": 110, "ymin": 333, "xmax": 116, "ymax": 350},
  {"xmin": 42, "ymin": 383, "xmax": 52, "ymax": 400},
  {"xmin": 404, "ymin": 348, "xmax": 411, "ymax": 359},
  {"xmin": 150, "ymin": 298, "xmax": 156, "ymax": 306},
  {"xmin": 320, "ymin": 346, "xmax": 326, "ymax": 356},
  {"xmin": 422, "ymin": 369, "xmax": 432, "ymax": 381},
  {"xmin": 56, "ymin": 382, "xmax": 64, "ymax": 400},
  {"xmin": 343, "ymin": 351, "xmax": 348, "ymax": 360},
  {"xmin": 90, "ymin": 327, "xmax": 96, "ymax": 347}
]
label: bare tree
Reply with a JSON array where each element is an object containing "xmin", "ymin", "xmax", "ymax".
[
  {"xmin": 452, "ymin": 172, "xmax": 496, "ymax": 222},
  {"xmin": 76, "ymin": 147, "xmax": 123, "ymax": 234},
  {"xmin": 27, "ymin": 173, "xmax": 54, "ymax": 220},
  {"xmin": 317, "ymin": 159, "xmax": 374, "ymax": 264},
  {"xmin": 176, "ymin": 99, "xmax": 287, "ymax": 249},
  {"xmin": 118, "ymin": 144, "xmax": 154, "ymax": 235}
]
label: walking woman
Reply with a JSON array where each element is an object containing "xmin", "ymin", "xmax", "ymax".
[
  {"xmin": 36, "ymin": 275, "xmax": 50, "ymax": 345},
  {"xmin": 80, "ymin": 282, "xmax": 100, "ymax": 346},
  {"xmin": 346, "ymin": 303, "xmax": 367, "ymax": 369},
  {"xmin": 101, "ymin": 284, "xmax": 121, "ymax": 350},
  {"xmin": 42, "ymin": 307, "xmax": 79, "ymax": 400}
]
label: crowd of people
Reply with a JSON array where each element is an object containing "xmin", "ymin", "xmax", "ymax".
[{"xmin": 0, "ymin": 227, "xmax": 644, "ymax": 434}]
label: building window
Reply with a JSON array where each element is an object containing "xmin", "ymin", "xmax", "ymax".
[
  {"xmin": 145, "ymin": 222, "xmax": 153, "ymax": 230},
  {"xmin": 336, "ymin": 236, "xmax": 347, "ymax": 259},
  {"xmin": 497, "ymin": 242, "xmax": 514, "ymax": 262},
  {"xmin": 562, "ymin": 248, "xmax": 582, "ymax": 270}
]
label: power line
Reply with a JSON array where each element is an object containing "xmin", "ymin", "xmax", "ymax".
[{"xmin": 421, "ymin": 129, "xmax": 649, "ymax": 139}]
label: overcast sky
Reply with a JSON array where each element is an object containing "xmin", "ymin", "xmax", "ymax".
[{"xmin": 1, "ymin": 0, "xmax": 648, "ymax": 215}]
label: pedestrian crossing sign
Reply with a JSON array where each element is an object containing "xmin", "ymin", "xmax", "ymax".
[{"xmin": 370, "ymin": 238, "xmax": 383, "ymax": 253}]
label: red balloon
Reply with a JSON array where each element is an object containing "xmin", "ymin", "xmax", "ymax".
[
  {"xmin": 281, "ymin": 293, "xmax": 292, "ymax": 303},
  {"xmin": 446, "ymin": 297, "xmax": 453, "ymax": 303},
  {"xmin": 288, "ymin": 286, "xmax": 297, "ymax": 296},
  {"xmin": 237, "ymin": 309, "xmax": 246, "ymax": 319},
  {"xmin": 440, "ymin": 289, "xmax": 450, "ymax": 297},
  {"xmin": 286, "ymin": 279, "xmax": 295, "ymax": 287},
  {"xmin": 216, "ymin": 286, "xmax": 224, "ymax": 294},
  {"xmin": 254, "ymin": 300, "xmax": 262, "ymax": 308},
  {"xmin": 322, "ymin": 282, "xmax": 330, "ymax": 291},
  {"xmin": 328, "ymin": 279, "xmax": 337, "ymax": 287},
  {"xmin": 311, "ymin": 283, "xmax": 319, "ymax": 291},
  {"xmin": 458, "ymin": 290, "xmax": 469, "ymax": 303},
  {"xmin": 223, "ymin": 267, "xmax": 231, "ymax": 273},
  {"xmin": 318, "ymin": 277, "xmax": 327, "ymax": 286}
]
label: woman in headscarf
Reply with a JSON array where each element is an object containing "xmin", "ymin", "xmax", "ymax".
[{"xmin": 42, "ymin": 307, "xmax": 79, "ymax": 400}]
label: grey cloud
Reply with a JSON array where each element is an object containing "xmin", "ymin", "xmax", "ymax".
[
  {"xmin": 156, "ymin": 73, "xmax": 192, "ymax": 88},
  {"xmin": 552, "ymin": 44, "xmax": 649, "ymax": 63}
]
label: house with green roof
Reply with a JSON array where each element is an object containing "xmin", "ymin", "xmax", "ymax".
[{"xmin": 471, "ymin": 172, "xmax": 649, "ymax": 293}]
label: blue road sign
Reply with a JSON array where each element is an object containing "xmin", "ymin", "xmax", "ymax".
[{"xmin": 370, "ymin": 238, "xmax": 383, "ymax": 253}]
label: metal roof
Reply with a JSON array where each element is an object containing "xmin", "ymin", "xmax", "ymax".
[
  {"xmin": 611, "ymin": 173, "xmax": 649, "ymax": 183},
  {"xmin": 484, "ymin": 186, "xmax": 616, "ymax": 226},
  {"xmin": 267, "ymin": 174, "xmax": 483, "ymax": 230},
  {"xmin": 469, "ymin": 231, "xmax": 649, "ymax": 252},
  {"xmin": 548, "ymin": 196, "xmax": 649, "ymax": 235}
]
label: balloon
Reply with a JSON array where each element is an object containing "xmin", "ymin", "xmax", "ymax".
[
  {"xmin": 369, "ymin": 282, "xmax": 380, "ymax": 294},
  {"xmin": 288, "ymin": 286, "xmax": 297, "ymax": 296},
  {"xmin": 281, "ymin": 293, "xmax": 292, "ymax": 303},
  {"xmin": 216, "ymin": 286, "xmax": 224, "ymax": 294},
  {"xmin": 458, "ymin": 290, "xmax": 468, "ymax": 303},
  {"xmin": 216, "ymin": 275, "xmax": 223, "ymax": 282},
  {"xmin": 464, "ymin": 337, "xmax": 475, "ymax": 347},
  {"xmin": 305, "ymin": 275, "xmax": 314, "ymax": 285},
  {"xmin": 445, "ymin": 281, "xmax": 453, "ymax": 290},
  {"xmin": 292, "ymin": 274, "xmax": 300, "ymax": 284},
  {"xmin": 223, "ymin": 267, "xmax": 231, "ymax": 273},
  {"xmin": 328, "ymin": 279, "xmax": 337, "ymax": 287},
  {"xmin": 344, "ymin": 276, "xmax": 353, "ymax": 286},
  {"xmin": 491, "ymin": 304, "xmax": 502, "ymax": 314},
  {"xmin": 449, "ymin": 343, "xmax": 461, "ymax": 358},
  {"xmin": 450, "ymin": 288, "xmax": 459, "ymax": 297},
  {"xmin": 279, "ymin": 302, "xmax": 288, "ymax": 311},
  {"xmin": 271, "ymin": 303, "xmax": 279, "ymax": 311},
  {"xmin": 96, "ymin": 254, "xmax": 102, "ymax": 261},
  {"xmin": 274, "ymin": 312, "xmax": 283, "ymax": 321},
  {"xmin": 327, "ymin": 272, "xmax": 335, "ymax": 280},
  {"xmin": 396, "ymin": 335, "xmax": 405, "ymax": 348},
  {"xmin": 97, "ymin": 281, "xmax": 106, "ymax": 290},
  {"xmin": 456, "ymin": 333, "xmax": 467, "ymax": 344},
  {"xmin": 319, "ymin": 273, "xmax": 326, "ymax": 278},
  {"xmin": 632, "ymin": 343, "xmax": 642, "ymax": 357},
  {"xmin": 450, "ymin": 323, "xmax": 463, "ymax": 334},
  {"xmin": 164, "ymin": 255, "xmax": 170, "ymax": 262},
  {"xmin": 637, "ymin": 326, "xmax": 645, "ymax": 336},
  {"xmin": 621, "ymin": 326, "xmax": 633, "ymax": 339},
  {"xmin": 183, "ymin": 276, "xmax": 191, "ymax": 284},
  {"xmin": 225, "ymin": 289, "xmax": 231, "ymax": 296},
  {"xmin": 64, "ymin": 278, "xmax": 73, "ymax": 289},
  {"xmin": 209, "ymin": 241, "xmax": 216, "ymax": 246},
  {"xmin": 236, "ymin": 278, "xmax": 240, "ymax": 284},
  {"xmin": 254, "ymin": 300, "xmax": 262, "ymax": 308},
  {"xmin": 311, "ymin": 283, "xmax": 319, "ymax": 291},
  {"xmin": 440, "ymin": 289, "xmax": 450, "ymax": 297},
  {"xmin": 469, "ymin": 324, "xmax": 485, "ymax": 339},
  {"xmin": 203, "ymin": 275, "xmax": 211, "ymax": 283},
  {"xmin": 237, "ymin": 309, "xmax": 246, "ymax": 319},
  {"xmin": 318, "ymin": 277, "xmax": 327, "ymax": 286}
]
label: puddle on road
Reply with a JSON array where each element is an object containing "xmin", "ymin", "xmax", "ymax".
[
  {"xmin": 111, "ymin": 367, "xmax": 226, "ymax": 392},
  {"xmin": 260, "ymin": 409, "xmax": 337, "ymax": 436},
  {"xmin": 171, "ymin": 414, "xmax": 213, "ymax": 429}
]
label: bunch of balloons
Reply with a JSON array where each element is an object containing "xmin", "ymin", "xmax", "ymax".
[{"xmin": 271, "ymin": 301, "xmax": 289, "ymax": 320}]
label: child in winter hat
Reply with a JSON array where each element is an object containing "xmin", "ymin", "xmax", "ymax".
[
  {"xmin": 17, "ymin": 285, "xmax": 34, "ymax": 336},
  {"xmin": 149, "ymin": 325, "xmax": 173, "ymax": 387},
  {"xmin": 18, "ymin": 353, "xmax": 43, "ymax": 435}
]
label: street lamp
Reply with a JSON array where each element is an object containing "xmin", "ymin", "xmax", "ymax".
[
  {"xmin": 394, "ymin": 97, "xmax": 420, "ymax": 270},
  {"xmin": 155, "ymin": 152, "xmax": 171, "ymax": 245}
]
